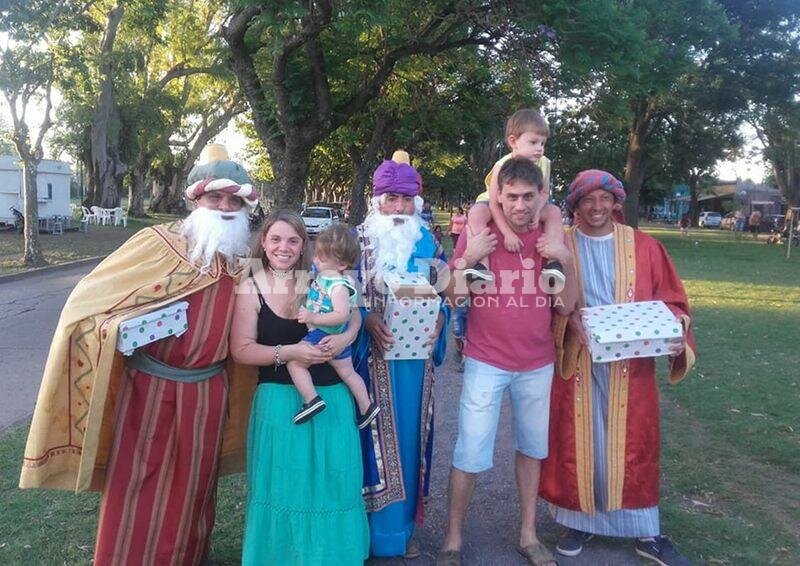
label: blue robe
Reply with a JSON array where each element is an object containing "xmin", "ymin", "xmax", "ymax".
[{"xmin": 353, "ymin": 225, "xmax": 449, "ymax": 557}]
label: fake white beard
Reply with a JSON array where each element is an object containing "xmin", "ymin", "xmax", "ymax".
[
  {"xmin": 363, "ymin": 208, "xmax": 423, "ymax": 277},
  {"xmin": 181, "ymin": 207, "xmax": 251, "ymax": 273}
]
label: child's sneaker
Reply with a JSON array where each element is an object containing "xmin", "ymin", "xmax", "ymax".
[
  {"xmin": 357, "ymin": 401, "xmax": 381, "ymax": 429},
  {"xmin": 539, "ymin": 260, "xmax": 565, "ymax": 294},
  {"xmin": 293, "ymin": 396, "xmax": 326, "ymax": 424},
  {"xmin": 464, "ymin": 262, "xmax": 494, "ymax": 283}
]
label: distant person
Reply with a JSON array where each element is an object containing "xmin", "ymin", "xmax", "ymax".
[
  {"xmin": 449, "ymin": 206, "xmax": 467, "ymax": 248},
  {"xmin": 748, "ymin": 209, "xmax": 762, "ymax": 239},
  {"xmin": 679, "ymin": 213, "xmax": 690, "ymax": 237},
  {"xmin": 734, "ymin": 210, "xmax": 746, "ymax": 239},
  {"xmin": 421, "ymin": 200, "xmax": 435, "ymax": 226},
  {"xmin": 540, "ymin": 170, "xmax": 697, "ymax": 566},
  {"xmin": 465, "ymin": 108, "xmax": 565, "ymax": 290},
  {"xmin": 433, "ymin": 224, "xmax": 444, "ymax": 244}
]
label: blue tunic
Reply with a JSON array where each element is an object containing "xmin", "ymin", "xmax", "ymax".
[{"xmin": 354, "ymin": 226, "xmax": 449, "ymax": 556}]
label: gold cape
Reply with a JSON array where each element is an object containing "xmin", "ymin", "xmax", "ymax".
[{"xmin": 19, "ymin": 221, "xmax": 255, "ymax": 492}]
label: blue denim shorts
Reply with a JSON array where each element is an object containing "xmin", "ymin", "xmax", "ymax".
[
  {"xmin": 452, "ymin": 357, "xmax": 554, "ymax": 473},
  {"xmin": 303, "ymin": 328, "xmax": 351, "ymax": 360}
]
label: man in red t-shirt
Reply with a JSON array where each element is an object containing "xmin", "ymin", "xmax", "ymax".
[{"xmin": 437, "ymin": 157, "xmax": 577, "ymax": 565}]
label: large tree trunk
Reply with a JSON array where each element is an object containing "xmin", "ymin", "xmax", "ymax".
[
  {"xmin": 623, "ymin": 137, "xmax": 646, "ymax": 228},
  {"xmin": 149, "ymin": 166, "xmax": 188, "ymax": 214},
  {"xmin": 79, "ymin": 148, "xmax": 94, "ymax": 206},
  {"xmin": 90, "ymin": 4, "xmax": 127, "ymax": 208},
  {"xmin": 347, "ymin": 116, "xmax": 391, "ymax": 225},
  {"xmin": 623, "ymin": 101, "xmax": 653, "ymax": 228},
  {"xmin": 128, "ymin": 160, "xmax": 148, "ymax": 217},
  {"xmin": 21, "ymin": 158, "xmax": 45, "ymax": 266},
  {"xmin": 688, "ymin": 170, "xmax": 700, "ymax": 226},
  {"xmin": 264, "ymin": 139, "xmax": 312, "ymax": 209},
  {"xmin": 771, "ymin": 155, "xmax": 800, "ymax": 208}
]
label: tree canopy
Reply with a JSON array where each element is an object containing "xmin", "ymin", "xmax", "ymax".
[{"xmin": 1, "ymin": 0, "xmax": 799, "ymax": 229}]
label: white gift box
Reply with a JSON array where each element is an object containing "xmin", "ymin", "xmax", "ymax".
[
  {"xmin": 381, "ymin": 273, "xmax": 441, "ymax": 360},
  {"xmin": 581, "ymin": 300, "xmax": 683, "ymax": 363},
  {"xmin": 116, "ymin": 301, "xmax": 190, "ymax": 356}
]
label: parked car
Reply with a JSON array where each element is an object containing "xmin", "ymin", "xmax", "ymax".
[
  {"xmin": 301, "ymin": 206, "xmax": 339, "ymax": 236},
  {"xmin": 721, "ymin": 212, "xmax": 737, "ymax": 231},
  {"xmin": 698, "ymin": 211, "xmax": 722, "ymax": 228}
]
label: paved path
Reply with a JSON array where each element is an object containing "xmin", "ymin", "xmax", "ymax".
[
  {"xmin": 366, "ymin": 350, "xmax": 642, "ymax": 566},
  {"xmin": 2, "ymin": 263, "xmax": 644, "ymax": 565},
  {"xmin": 0, "ymin": 261, "xmax": 103, "ymax": 431}
]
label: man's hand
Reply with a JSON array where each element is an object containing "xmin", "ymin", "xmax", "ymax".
[
  {"xmin": 568, "ymin": 311, "xmax": 589, "ymax": 346},
  {"xmin": 365, "ymin": 312, "xmax": 394, "ymax": 352},
  {"xmin": 463, "ymin": 227, "xmax": 498, "ymax": 267},
  {"xmin": 502, "ymin": 231, "xmax": 522, "ymax": 253},
  {"xmin": 668, "ymin": 337, "xmax": 686, "ymax": 357},
  {"xmin": 423, "ymin": 312, "xmax": 445, "ymax": 348}
]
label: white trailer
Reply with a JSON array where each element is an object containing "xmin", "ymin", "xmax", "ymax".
[{"xmin": 0, "ymin": 155, "xmax": 73, "ymax": 226}]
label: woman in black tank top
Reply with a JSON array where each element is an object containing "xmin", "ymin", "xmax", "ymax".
[
  {"xmin": 251, "ymin": 276, "xmax": 342, "ymax": 386},
  {"xmin": 229, "ymin": 210, "xmax": 368, "ymax": 564}
]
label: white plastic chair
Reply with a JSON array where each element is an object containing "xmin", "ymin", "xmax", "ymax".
[
  {"xmin": 82, "ymin": 206, "xmax": 98, "ymax": 225},
  {"xmin": 112, "ymin": 207, "xmax": 127, "ymax": 227},
  {"xmin": 91, "ymin": 206, "xmax": 112, "ymax": 226}
]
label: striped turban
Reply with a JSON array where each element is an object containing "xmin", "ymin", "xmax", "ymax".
[
  {"xmin": 185, "ymin": 157, "xmax": 259, "ymax": 209},
  {"xmin": 565, "ymin": 169, "xmax": 626, "ymax": 212}
]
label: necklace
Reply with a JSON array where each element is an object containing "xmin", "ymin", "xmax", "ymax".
[{"xmin": 269, "ymin": 266, "xmax": 294, "ymax": 280}]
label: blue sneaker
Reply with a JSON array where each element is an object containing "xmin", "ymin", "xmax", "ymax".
[
  {"xmin": 635, "ymin": 535, "xmax": 691, "ymax": 566},
  {"xmin": 556, "ymin": 528, "xmax": 594, "ymax": 556}
]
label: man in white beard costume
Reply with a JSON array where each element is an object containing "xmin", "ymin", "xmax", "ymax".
[
  {"xmin": 354, "ymin": 157, "xmax": 449, "ymax": 559},
  {"xmin": 20, "ymin": 144, "xmax": 258, "ymax": 566}
]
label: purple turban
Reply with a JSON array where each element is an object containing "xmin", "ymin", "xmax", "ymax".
[
  {"xmin": 566, "ymin": 169, "xmax": 626, "ymax": 212},
  {"xmin": 372, "ymin": 160, "xmax": 422, "ymax": 197}
]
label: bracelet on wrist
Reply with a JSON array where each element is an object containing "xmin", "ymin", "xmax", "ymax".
[{"xmin": 274, "ymin": 344, "xmax": 285, "ymax": 369}]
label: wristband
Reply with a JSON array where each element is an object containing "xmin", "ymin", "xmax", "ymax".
[{"xmin": 274, "ymin": 344, "xmax": 285, "ymax": 369}]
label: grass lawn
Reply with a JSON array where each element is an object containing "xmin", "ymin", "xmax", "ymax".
[
  {"xmin": 651, "ymin": 226, "xmax": 800, "ymax": 565},
  {"xmin": 0, "ymin": 215, "xmax": 178, "ymax": 276},
  {"xmin": 0, "ymin": 223, "xmax": 798, "ymax": 564}
]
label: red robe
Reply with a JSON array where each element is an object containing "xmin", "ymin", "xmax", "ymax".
[{"xmin": 540, "ymin": 224, "xmax": 696, "ymax": 513}]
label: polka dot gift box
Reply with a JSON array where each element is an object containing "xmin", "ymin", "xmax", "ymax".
[
  {"xmin": 381, "ymin": 272, "xmax": 441, "ymax": 361},
  {"xmin": 116, "ymin": 301, "xmax": 190, "ymax": 356},
  {"xmin": 581, "ymin": 300, "xmax": 684, "ymax": 363}
]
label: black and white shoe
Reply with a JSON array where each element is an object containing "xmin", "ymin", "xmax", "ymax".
[
  {"xmin": 357, "ymin": 401, "xmax": 381, "ymax": 429},
  {"xmin": 539, "ymin": 260, "xmax": 566, "ymax": 294},
  {"xmin": 635, "ymin": 535, "xmax": 691, "ymax": 566},
  {"xmin": 556, "ymin": 528, "xmax": 594, "ymax": 557},
  {"xmin": 293, "ymin": 395, "xmax": 326, "ymax": 424},
  {"xmin": 464, "ymin": 262, "xmax": 494, "ymax": 283}
]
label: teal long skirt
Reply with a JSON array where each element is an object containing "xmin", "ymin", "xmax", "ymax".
[{"xmin": 242, "ymin": 382, "xmax": 369, "ymax": 566}]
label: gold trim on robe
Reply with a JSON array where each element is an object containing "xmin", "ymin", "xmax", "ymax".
[
  {"xmin": 606, "ymin": 223, "xmax": 636, "ymax": 509},
  {"xmin": 20, "ymin": 221, "xmax": 253, "ymax": 492}
]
